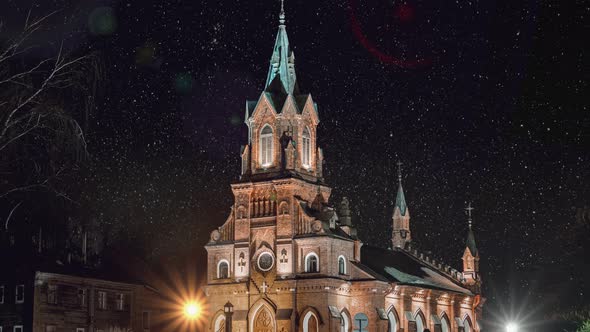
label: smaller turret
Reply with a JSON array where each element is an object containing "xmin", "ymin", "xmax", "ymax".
[
  {"xmin": 392, "ymin": 161, "xmax": 411, "ymax": 249},
  {"xmin": 462, "ymin": 203, "xmax": 481, "ymax": 292}
]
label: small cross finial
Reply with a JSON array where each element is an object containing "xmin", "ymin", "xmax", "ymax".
[
  {"xmin": 465, "ymin": 202, "xmax": 474, "ymax": 228},
  {"xmin": 396, "ymin": 161, "xmax": 403, "ymax": 184}
]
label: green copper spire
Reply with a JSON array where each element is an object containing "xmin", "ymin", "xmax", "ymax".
[
  {"xmin": 265, "ymin": 0, "xmax": 297, "ymax": 94},
  {"xmin": 395, "ymin": 161, "xmax": 408, "ymax": 216},
  {"xmin": 465, "ymin": 203, "xmax": 478, "ymax": 256}
]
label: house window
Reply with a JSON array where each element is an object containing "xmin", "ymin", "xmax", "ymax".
[
  {"xmin": 15, "ymin": 285, "xmax": 24, "ymax": 303},
  {"xmin": 305, "ymin": 252, "xmax": 319, "ymax": 273},
  {"xmin": 45, "ymin": 326, "xmax": 56, "ymax": 332},
  {"xmin": 47, "ymin": 285, "xmax": 57, "ymax": 304},
  {"xmin": 116, "ymin": 293, "xmax": 124, "ymax": 310},
  {"xmin": 302, "ymin": 126, "xmax": 311, "ymax": 168},
  {"xmin": 98, "ymin": 291, "xmax": 107, "ymax": 310},
  {"xmin": 142, "ymin": 311, "xmax": 151, "ymax": 330},
  {"xmin": 338, "ymin": 256, "xmax": 346, "ymax": 275},
  {"xmin": 76, "ymin": 329, "xmax": 85, "ymax": 332},
  {"xmin": 259, "ymin": 125, "xmax": 274, "ymax": 167},
  {"xmin": 14, "ymin": 327, "xmax": 23, "ymax": 332},
  {"xmin": 0, "ymin": 285, "xmax": 4, "ymax": 304},
  {"xmin": 78, "ymin": 288, "xmax": 86, "ymax": 307},
  {"xmin": 217, "ymin": 260, "xmax": 229, "ymax": 279}
]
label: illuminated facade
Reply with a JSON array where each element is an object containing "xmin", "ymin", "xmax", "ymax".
[{"xmin": 204, "ymin": 4, "xmax": 483, "ymax": 331}]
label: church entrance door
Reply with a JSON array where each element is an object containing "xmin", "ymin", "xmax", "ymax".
[{"xmin": 253, "ymin": 306, "xmax": 275, "ymax": 332}]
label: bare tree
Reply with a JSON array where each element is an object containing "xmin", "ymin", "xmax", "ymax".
[{"xmin": 0, "ymin": 9, "xmax": 101, "ymax": 228}]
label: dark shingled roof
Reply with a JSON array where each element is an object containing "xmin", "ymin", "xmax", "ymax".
[{"xmin": 360, "ymin": 245, "xmax": 472, "ymax": 294}]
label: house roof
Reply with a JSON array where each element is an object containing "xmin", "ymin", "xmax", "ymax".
[{"xmin": 360, "ymin": 245, "xmax": 472, "ymax": 295}]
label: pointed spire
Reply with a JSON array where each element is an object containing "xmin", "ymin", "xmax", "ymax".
[
  {"xmin": 465, "ymin": 203, "xmax": 478, "ymax": 256},
  {"xmin": 265, "ymin": 0, "xmax": 297, "ymax": 94},
  {"xmin": 395, "ymin": 161, "xmax": 408, "ymax": 216}
]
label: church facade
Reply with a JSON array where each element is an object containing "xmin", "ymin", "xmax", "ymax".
[{"xmin": 204, "ymin": 4, "xmax": 483, "ymax": 332}]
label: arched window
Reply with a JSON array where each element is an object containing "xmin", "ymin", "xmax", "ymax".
[
  {"xmin": 387, "ymin": 309, "xmax": 398, "ymax": 332},
  {"xmin": 280, "ymin": 249, "xmax": 288, "ymax": 263},
  {"xmin": 214, "ymin": 315, "xmax": 225, "ymax": 332},
  {"xmin": 415, "ymin": 311, "xmax": 425, "ymax": 332},
  {"xmin": 341, "ymin": 311, "xmax": 350, "ymax": 332},
  {"xmin": 353, "ymin": 313, "xmax": 369, "ymax": 332},
  {"xmin": 303, "ymin": 311, "xmax": 319, "ymax": 332},
  {"xmin": 305, "ymin": 252, "xmax": 319, "ymax": 272},
  {"xmin": 464, "ymin": 315, "xmax": 473, "ymax": 332},
  {"xmin": 260, "ymin": 125, "xmax": 274, "ymax": 167},
  {"xmin": 338, "ymin": 256, "xmax": 346, "ymax": 275},
  {"xmin": 440, "ymin": 313, "xmax": 450, "ymax": 332},
  {"xmin": 217, "ymin": 260, "xmax": 229, "ymax": 279},
  {"xmin": 302, "ymin": 126, "xmax": 311, "ymax": 168}
]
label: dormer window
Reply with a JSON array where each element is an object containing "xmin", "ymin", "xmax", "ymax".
[
  {"xmin": 302, "ymin": 127, "xmax": 311, "ymax": 168},
  {"xmin": 259, "ymin": 125, "xmax": 274, "ymax": 167}
]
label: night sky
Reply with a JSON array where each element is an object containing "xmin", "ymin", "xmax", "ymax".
[{"xmin": 2, "ymin": 0, "xmax": 588, "ymax": 327}]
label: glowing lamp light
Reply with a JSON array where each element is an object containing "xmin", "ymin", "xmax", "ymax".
[
  {"xmin": 184, "ymin": 302, "xmax": 201, "ymax": 319},
  {"xmin": 506, "ymin": 322, "xmax": 518, "ymax": 332}
]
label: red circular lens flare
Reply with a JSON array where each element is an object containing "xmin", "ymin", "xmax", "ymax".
[
  {"xmin": 394, "ymin": 3, "xmax": 415, "ymax": 23},
  {"xmin": 348, "ymin": 0, "xmax": 432, "ymax": 68}
]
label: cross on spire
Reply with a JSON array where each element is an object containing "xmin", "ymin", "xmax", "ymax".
[
  {"xmin": 465, "ymin": 202, "xmax": 474, "ymax": 228},
  {"xmin": 279, "ymin": 0, "xmax": 285, "ymax": 25}
]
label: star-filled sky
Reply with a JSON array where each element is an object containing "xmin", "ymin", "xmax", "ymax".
[{"xmin": 2, "ymin": 0, "xmax": 588, "ymax": 326}]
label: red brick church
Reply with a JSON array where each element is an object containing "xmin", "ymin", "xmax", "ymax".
[{"xmin": 204, "ymin": 3, "xmax": 483, "ymax": 331}]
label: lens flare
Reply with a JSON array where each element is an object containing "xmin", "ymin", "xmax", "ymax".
[
  {"xmin": 506, "ymin": 322, "xmax": 518, "ymax": 332},
  {"xmin": 184, "ymin": 301, "xmax": 201, "ymax": 319}
]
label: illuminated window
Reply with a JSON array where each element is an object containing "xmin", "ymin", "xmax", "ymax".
[
  {"xmin": 218, "ymin": 260, "xmax": 230, "ymax": 279},
  {"xmin": 305, "ymin": 253, "xmax": 319, "ymax": 273},
  {"xmin": 14, "ymin": 326, "xmax": 23, "ymax": 332},
  {"xmin": 387, "ymin": 310, "xmax": 398, "ymax": 332},
  {"xmin": 259, "ymin": 125, "xmax": 274, "ymax": 167},
  {"xmin": 341, "ymin": 311, "xmax": 350, "ymax": 332},
  {"xmin": 302, "ymin": 127, "xmax": 311, "ymax": 168}
]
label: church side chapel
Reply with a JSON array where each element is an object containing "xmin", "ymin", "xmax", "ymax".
[{"xmin": 204, "ymin": 3, "xmax": 484, "ymax": 331}]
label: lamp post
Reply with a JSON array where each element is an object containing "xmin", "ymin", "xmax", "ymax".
[{"xmin": 224, "ymin": 301, "xmax": 234, "ymax": 332}]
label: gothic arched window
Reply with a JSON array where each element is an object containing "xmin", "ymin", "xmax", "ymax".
[
  {"xmin": 217, "ymin": 260, "xmax": 229, "ymax": 279},
  {"xmin": 338, "ymin": 256, "xmax": 346, "ymax": 275},
  {"xmin": 260, "ymin": 125, "xmax": 274, "ymax": 167},
  {"xmin": 464, "ymin": 315, "xmax": 473, "ymax": 332},
  {"xmin": 341, "ymin": 311, "xmax": 350, "ymax": 332},
  {"xmin": 305, "ymin": 252, "xmax": 319, "ymax": 273},
  {"xmin": 302, "ymin": 126, "xmax": 311, "ymax": 168},
  {"xmin": 280, "ymin": 249, "xmax": 288, "ymax": 263},
  {"xmin": 387, "ymin": 309, "xmax": 398, "ymax": 332},
  {"xmin": 415, "ymin": 311, "xmax": 425, "ymax": 332},
  {"xmin": 303, "ymin": 311, "xmax": 319, "ymax": 332},
  {"xmin": 441, "ymin": 314, "xmax": 450, "ymax": 332}
]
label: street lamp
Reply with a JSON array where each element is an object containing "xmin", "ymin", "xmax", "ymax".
[
  {"xmin": 224, "ymin": 301, "xmax": 234, "ymax": 332},
  {"xmin": 506, "ymin": 322, "xmax": 518, "ymax": 332}
]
